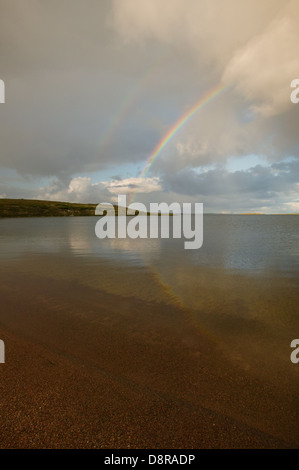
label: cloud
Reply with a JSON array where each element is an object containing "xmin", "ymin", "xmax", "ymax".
[
  {"xmin": 111, "ymin": 0, "xmax": 299, "ymax": 163},
  {"xmin": 222, "ymin": 0, "xmax": 299, "ymax": 116},
  {"xmin": 35, "ymin": 177, "xmax": 110, "ymax": 204},
  {"xmin": 111, "ymin": 0, "xmax": 282, "ymax": 69},
  {"xmin": 103, "ymin": 176, "xmax": 162, "ymax": 195},
  {"xmin": 0, "ymin": 1, "xmax": 162, "ymax": 179},
  {"xmin": 34, "ymin": 175, "xmax": 162, "ymax": 204},
  {"xmin": 161, "ymin": 157, "xmax": 299, "ymax": 213},
  {"xmin": 0, "ymin": 1, "xmax": 298, "ymax": 213}
]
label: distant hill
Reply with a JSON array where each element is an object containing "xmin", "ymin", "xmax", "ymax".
[
  {"xmin": 1, "ymin": 199, "xmax": 297, "ymax": 218},
  {"xmin": 0, "ymin": 199, "xmax": 100, "ymax": 217},
  {"xmin": 0, "ymin": 199, "xmax": 149, "ymax": 217}
]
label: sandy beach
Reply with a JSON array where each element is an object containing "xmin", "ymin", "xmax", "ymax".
[{"xmin": 0, "ymin": 260, "xmax": 298, "ymax": 449}]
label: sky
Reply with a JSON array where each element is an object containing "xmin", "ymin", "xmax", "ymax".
[{"xmin": 0, "ymin": 0, "xmax": 298, "ymax": 213}]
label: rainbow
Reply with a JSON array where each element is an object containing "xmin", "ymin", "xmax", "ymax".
[
  {"xmin": 130, "ymin": 83, "xmax": 227, "ymax": 202},
  {"xmin": 96, "ymin": 54, "xmax": 172, "ymax": 157}
]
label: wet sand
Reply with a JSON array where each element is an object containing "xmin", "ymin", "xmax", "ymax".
[{"xmin": 0, "ymin": 260, "xmax": 298, "ymax": 448}]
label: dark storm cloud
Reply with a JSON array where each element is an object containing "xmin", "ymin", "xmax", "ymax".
[
  {"xmin": 162, "ymin": 158, "xmax": 299, "ymax": 198},
  {"xmin": 0, "ymin": 0, "xmax": 168, "ymax": 179}
]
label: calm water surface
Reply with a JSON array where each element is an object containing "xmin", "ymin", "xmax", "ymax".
[
  {"xmin": 0, "ymin": 215, "xmax": 298, "ymax": 384},
  {"xmin": 0, "ymin": 215, "xmax": 298, "ymax": 274}
]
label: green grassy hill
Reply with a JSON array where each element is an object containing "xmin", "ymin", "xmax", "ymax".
[
  {"xmin": 0, "ymin": 199, "xmax": 99, "ymax": 217},
  {"xmin": 0, "ymin": 199, "xmax": 152, "ymax": 217}
]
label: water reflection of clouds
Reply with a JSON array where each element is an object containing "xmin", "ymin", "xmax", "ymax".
[
  {"xmin": 1, "ymin": 216, "xmax": 299, "ymax": 275},
  {"xmin": 67, "ymin": 218, "xmax": 163, "ymax": 266},
  {"xmin": 1, "ymin": 217, "xmax": 298, "ymax": 385}
]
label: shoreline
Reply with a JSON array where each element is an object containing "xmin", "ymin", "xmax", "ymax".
[{"xmin": 1, "ymin": 199, "xmax": 299, "ymax": 218}]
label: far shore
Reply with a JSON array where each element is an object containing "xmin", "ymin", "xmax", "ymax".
[
  {"xmin": 0, "ymin": 199, "xmax": 298, "ymax": 218},
  {"xmin": 0, "ymin": 198, "xmax": 152, "ymax": 218}
]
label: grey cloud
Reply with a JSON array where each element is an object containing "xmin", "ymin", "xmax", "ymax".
[
  {"xmin": 0, "ymin": 0, "xmax": 298, "ymax": 213},
  {"xmin": 162, "ymin": 158, "xmax": 299, "ymax": 198},
  {"xmin": 0, "ymin": 0, "xmax": 167, "ymax": 179}
]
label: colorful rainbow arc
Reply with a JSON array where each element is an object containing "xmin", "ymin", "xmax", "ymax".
[
  {"xmin": 96, "ymin": 54, "xmax": 172, "ymax": 159},
  {"xmin": 130, "ymin": 83, "xmax": 227, "ymax": 203}
]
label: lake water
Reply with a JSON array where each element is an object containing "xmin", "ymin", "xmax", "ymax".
[
  {"xmin": 1, "ymin": 215, "xmax": 299, "ymax": 273},
  {"xmin": 0, "ymin": 215, "xmax": 298, "ymax": 444}
]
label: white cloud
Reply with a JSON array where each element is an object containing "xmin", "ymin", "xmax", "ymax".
[
  {"xmin": 35, "ymin": 176, "xmax": 162, "ymax": 204},
  {"xmin": 222, "ymin": 1, "xmax": 299, "ymax": 116},
  {"xmin": 111, "ymin": 0, "xmax": 282, "ymax": 64},
  {"xmin": 284, "ymin": 201, "xmax": 299, "ymax": 212},
  {"xmin": 36, "ymin": 177, "xmax": 110, "ymax": 203},
  {"xmin": 111, "ymin": 0, "xmax": 299, "ymax": 116},
  {"xmin": 103, "ymin": 177, "xmax": 162, "ymax": 196}
]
